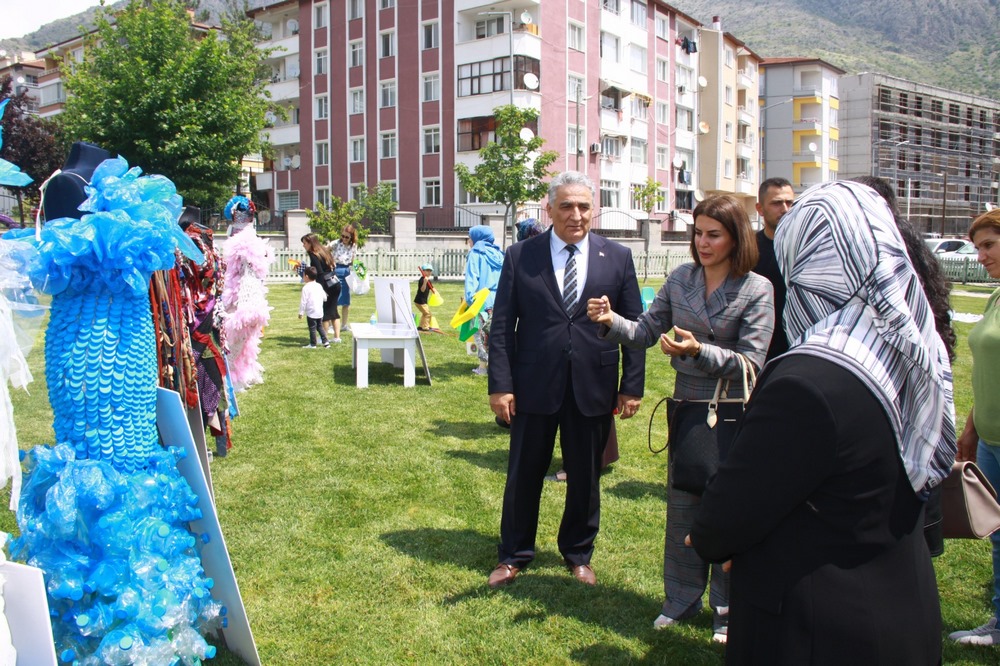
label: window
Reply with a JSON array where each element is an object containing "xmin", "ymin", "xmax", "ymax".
[
  {"xmin": 899, "ymin": 92, "xmax": 908, "ymax": 114},
  {"xmin": 348, "ymin": 0, "xmax": 362, "ymax": 20},
  {"xmin": 380, "ymin": 0, "xmax": 395, "ymax": 7},
  {"xmin": 656, "ymin": 189, "xmax": 670, "ymax": 213},
  {"xmin": 458, "ymin": 116, "xmax": 496, "ymax": 151},
  {"xmin": 601, "ymin": 136, "xmax": 622, "ymax": 158},
  {"xmin": 350, "ymin": 89, "xmax": 364, "ymax": 114},
  {"xmin": 655, "ymin": 14, "xmax": 669, "ymax": 39},
  {"xmin": 380, "ymin": 132, "xmax": 396, "ymax": 158},
  {"xmin": 725, "ymin": 122, "xmax": 733, "ymax": 142},
  {"xmin": 948, "ymin": 103, "xmax": 960, "ymax": 124},
  {"xmin": 424, "ymin": 179, "xmax": 442, "ymax": 206},
  {"xmin": 675, "ymin": 190, "xmax": 693, "ymax": 210},
  {"xmin": 423, "ymin": 73, "xmax": 440, "ymax": 101},
  {"xmin": 380, "ymin": 81, "xmax": 396, "ymax": 108},
  {"xmin": 315, "ymin": 141, "xmax": 329, "ymax": 166},
  {"xmin": 277, "ymin": 191, "xmax": 300, "ymax": 211},
  {"xmin": 423, "ymin": 22, "xmax": 439, "ymax": 49},
  {"xmin": 629, "ymin": 45, "xmax": 647, "ymax": 74},
  {"xmin": 630, "ymin": 97, "xmax": 648, "ymax": 120},
  {"xmin": 600, "ymin": 88, "xmax": 622, "ymax": 111},
  {"xmin": 381, "ymin": 31, "xmax": 395, "ymax": 58},
  {"xmin": 656, "ymin": 101, "xmax": 669, "ymax": 124},
  {"xmin": 600, "ymin": 32, "xmax": 620, "ymax": 63},
  {"xmin": 314, "ymin": 4, "xmax": 328, "ymax": 28},
  {"xmin": 316, "ymin": 187, "xmax": 330, "ymax": 208},
  {"xmin": 350, "ymin": 138, "xmax": 365, "ymax": 162},
  {"xmin": 603, "ymin": 0, "xmax": 621, "ymax": 14},
  {"xmin": 568, "ymin": 23, "xmax": 584, "ymax": 51},
  {"xmin": 423, "ymin": 127, "xmax": 441, "ymax": 154},
  {"xmin": 458, "ymin": 58, "xmax": 510, "ymax": 97},
  {"xmin": 656, "ymin": 58, "xmax": 669, "ymax": 82},
  {"xmin": 600, "ymin": 180, "xmax": 620, "ymax": 207},
  {"xmin": 568, "ymin": 126, "xmax": 584, "ymax": 155},
  {"xmin": 656, "ymin": 146, "xmax": 668, "ymax": 169},
  {"xmin": 631, "ymin": 139, "xmax": 648, "ymax": 164},
  {"xmin": 315, "ymin": 49, "xmax": 328, "ymax": 75},
  {"xmin": 349, "ymin": 41, "xmax": 364, "ymax": 67},
  {"xmin": 350, "ymin": 184, "xmax": 365, "ymax": 201},
  {"xmin": 676, "ymin": 66, "xmax": 693, "ymax": 91},
  {"xmin": 724, "ymin": 46, "xmax": 734, "ymax": 68},
  {"xmin": 568, "ymin": 75, "xmax": 585, "ymax": 101},
  {"xmin": 476, "ymin": 16, "xmax": 505, "ymax": 39},
  {"xmin": 315, "ymin": 96, "xmax": 329, "ymax": 119},
  {"xmin": 724, "ymin": 86, "xmax": 733, "ymax": 105},
  {"xmin": 724, "ymin": 159, "xmax": 733, "ymax": 178},
  {"xmin": 631, "ymin": 0, "xmax": 647, "ymax": 26},
  {"xmin": 458, "ymin": 182, "xmax": 484, "ymax": 205},
  {"xmin": 676, "ymin": 107, "xmax": 693, "ymax": 132}
]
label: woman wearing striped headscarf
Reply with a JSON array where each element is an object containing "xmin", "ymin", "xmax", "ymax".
[{"xmin": 690, "ymin": 180, "xmax": 954, "ymax": 665}]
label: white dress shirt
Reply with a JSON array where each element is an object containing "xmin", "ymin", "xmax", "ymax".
[{"xmin": 550, "ymin": 231, "xmax": 589, "ymax": 307}]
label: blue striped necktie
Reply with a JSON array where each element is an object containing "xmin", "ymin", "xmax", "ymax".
[{"xmin": 563, "ymin": 244, "xmax": 578, "ymax": 313}]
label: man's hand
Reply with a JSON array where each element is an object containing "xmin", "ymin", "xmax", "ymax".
[
  {"xmin": 616, "ymin": 394, "xmax": 641, "ymax": 420},
  {"xmin": 490, "ymin": 392, "xmax": 516, "ymax": 425}
]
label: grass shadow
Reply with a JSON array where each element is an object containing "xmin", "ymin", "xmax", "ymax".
[
  {"xmin": 444, "ymin": 448, "xmax": 509, "ymax": 474},
  {"xmin": 431, "ymin": 417, "xmax": 506, "ymax": 440},
  {"xmin": 605, "ymin": 479, "xmax": 666, "ymax": 502}
]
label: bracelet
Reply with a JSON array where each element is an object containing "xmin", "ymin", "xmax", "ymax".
[{"xmin": 691, "ymin": 342, "xmax": 702, "ymax": 359}]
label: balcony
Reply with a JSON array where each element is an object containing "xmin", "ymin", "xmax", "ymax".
[
  {"xmin": 267, "ymin": 76, "xmax": 300, "ymax": 103},
  {"xmin": 264, "ymin": 123, "xmax": 300, "ymax": 146},
  {"xmin": 256, "ymin": 171, "xmax": 275, "ymax": 191},
  {"xmin": 737, "ymin": 69, "xmax": 753, "ymax": 90},
  {"xmin": 737, "ymin": 105, "xmax": 754, "ymax": 126},
  {"xmin": 793, "ymin": 116, "xmax": 822, "ymax": 132},
  {"xmin": 736, "ymin": 139, "xmax": 754, "ymax": 159},
  {"xmin": 260, "ymin": 34, "xmax": 299, "ymax": 59}
]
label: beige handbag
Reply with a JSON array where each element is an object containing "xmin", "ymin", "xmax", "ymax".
[{"xmin": 941, "ymin": 461, "xmax": 1000, "ymax": 539}]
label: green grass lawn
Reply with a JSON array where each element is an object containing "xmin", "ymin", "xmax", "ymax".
[{"xmin": 2, "ymin": 280, "xmax": 998, "ymax": 664}]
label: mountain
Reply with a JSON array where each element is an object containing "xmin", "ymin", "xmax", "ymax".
[
  {"xmin": 670, "ymin": 0, "xmax": 1000, "ymax": 99},
  {"xmin": 2, "ymin": 0, "xmax": 998, "ymax": 100}
]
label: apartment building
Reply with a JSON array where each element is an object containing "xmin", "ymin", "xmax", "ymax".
[
  {"xmin": 249, "ymin": 0, "xmax": 761, "ymax": 232},
  {"xmin": 759, "ymin": 57, "xmax": 845, "ymax": 196},
  {"xmin": 0, "ymin": 50, "xmax": 44, "ymax": 114},
  {"xmin": 839, "ymin": 72, "xmax": 1000, "ymax": 235}
]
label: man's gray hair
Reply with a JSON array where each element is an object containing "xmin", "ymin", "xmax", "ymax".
[{"xmin": 548, "ymin": 171, "xmax": 596, "ymax": 205}]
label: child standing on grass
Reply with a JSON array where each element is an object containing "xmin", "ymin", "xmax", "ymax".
[
  {"xmin": 415, "ymin": 263, "xmax": 436, "ymax": 331},
  {"xmin": 299, "ymin": 266, "xmax": 330, "ymax": 348}
]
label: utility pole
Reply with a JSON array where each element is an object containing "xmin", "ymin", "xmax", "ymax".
[
  {"xmin": 940, "ymin": 171, "xmax": 948, "ymax": 237},
  {"xmin": 575, "ymin": 84, "xmax": 582, "ymax": 171}
]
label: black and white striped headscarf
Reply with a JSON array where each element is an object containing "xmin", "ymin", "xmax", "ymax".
[{"xmin": 774, "ymin": 181, "xmax": 956, "ymax": 494}]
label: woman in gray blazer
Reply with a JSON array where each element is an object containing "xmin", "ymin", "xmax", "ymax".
[{"xmin": 588, "ymin": 194, "xmax": 773, "ymax": 643}]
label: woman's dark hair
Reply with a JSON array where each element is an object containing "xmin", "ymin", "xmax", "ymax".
[
  {"xmin": 301, "ymin": 232, "xmax": 334, "ymax": 267},
  {"xmin": 852, "ymin": 176, "xmax": 956, "ymax": 360},
  {"xmin": 690, "ymin": 194, "xmax": 758, "ymax": 277}
]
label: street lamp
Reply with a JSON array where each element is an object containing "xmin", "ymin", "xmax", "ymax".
[{"xmin": 478, "ymin": 11, "xmax": 514, "ymax": 106}]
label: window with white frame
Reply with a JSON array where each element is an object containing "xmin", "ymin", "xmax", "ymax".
[
  {"xmin": 380, "ymin": 0, "xmax": 395, "ymax": 8},
  {"xmin": 315, "ymin": 96, "xmax": 329, "ymax": 119},
  {"xmin": 385, "ymin": 182, "xmax": 398, "ymax": 202},
  {"xmin": 656, "ymin": 58, "xmax": 669, "ymax": 82},
  {"xmin": 568, "ymin": 23, "xmax": 584, "ymax": 51},
  {"xmin": 656, "ymin": 189, "xmax": 670, "ymax": 213},
  {"xmin": 568, "ymin": 126, "xmax": 585, "ymax": 155},
  {"xmin": 380, "ymin": 81, "xmax": 396, "ymax": 108},
  {"xmin": 724, "ymin": 86, "xmax": 733, "ymax": 106},
  {"xmin": 424, "ymin": 179, "xmax": 442, "ymax": 206},
  {"xmin": 724, "ymin": 46, "xmax": 734, "ymax": 68},
  {"xmin": 457, "ymin": 58, "xmax": 510, "ymax": 97},
  {"xmin": 314, "ymin": 4, "xmax": 328, "ymax": 28},
  {"xmin": 424, "ymin": 127, "xmax": 441, "ymax": 154},
  {"xmin": 725, "ymin": 121, "xmax": 733, "ymax": 142},
  {"xmin": 350, "ymin": 89, "xmax": 364, "ymax": 114},
  {"xmin": 600, "ymin": 180, "xmax": 620, "ymax": 207},
  {"xmin": 630, "ymin": 97, "xmax": 649, "ymax": 120},
  {"xmin": 423, "ymin": 22, "xmax": 439, "ymax": 49},
  {"xmin": 676, "ymin": 107, "xmax": 693, "ymax": 131},
  {"xmin": 629, "ymin": 45, "xmax": 647, "ymax": 74},
  {"xmin": 350, "ymin": 184, "xmax": 364, "ymax": 201},
  {"xmin": 568, "ymin": 75, "xmax": 584, "ymax": 101},
  {"xmin": 603, "ymin": 0, "xmax": 621, "ymax": 14},
  {"xmin": 655, "ymin": 14, "xmax": 669, "ymax": 39},
  {"xmin": 316, "ymin": 187, "xmax": 330, "ymax": 208},
  {"xmin": 830, "ymin": 139, "xmax": 838, "ymax": 157},
  {"xmin": 349, "ymin": 41, "xmax": 364, "ymax": 67},
  {"xmin": 380, "ymin": 31, "xmax": 395, "ymax": 58},
  {"xmin": 475, "ymin": 16, "xmax": 505, "ymax": 39},
  {"xmin": 600, "ymin": 32, "xmax": 620, "ymax": 63},
  {"xmin": 676, "ymin": 65, "xmax": 693, "ymax": 90},
  {"xmin": 380, "ymin": 131, "xmax": 397, "ymax": 158},
  {"xmin": 677, "ymin": 149, "xmax": 694, "ymax": 172},
  {"xmin": 423, "ymin": 73, "xmax": 440, "ymax": 102},
  {"xmin": 724, "ymin": 158, "xmax": 733, "ymax": 178},
  {"xmin": 656, "ymin": 146, "xmax": 668, "ymax": 169},
  {"xmin": 315, "ymin": 141, "xmax": 329, "ymax": 166},
  {"xmin": 350, "ymin": 137, "xmax": 365, "ymax": 162},
  {"xmin": 315, "ymin": 49, "xmax": 328, "ymax": 75},
  {"xmin": 458, "ymin": 182, "xmax": 484, "ymax": 205},
  {"xmin": 631, "ymin": 0, "xmax": 647, "ymax": 26},
  {"xmin": 601, "ymin": 136, "xmax": 622, "ymax": 158},
  {"xmin": 277, "ymin": 191, "xmax": 300, "ymax": 211},
  {"xmin": 348, "ymin": 0, "xmax": 363, "ymax": 20},
  {"xmin": 630, "ymin": 183, "xmax": 645, "ymax": 209},
  {"xmin": 631, "ymin": 139, "xmax": 648, "ymax": 164},
  {"xmin": 656, "ymin": 101, "xmax": 669, "ymax": 124}
]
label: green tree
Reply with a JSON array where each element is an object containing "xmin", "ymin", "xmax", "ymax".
[
  {"xmin": 305, "ymin": 198, "xmax": 366, "ymax": 246},
  {"xmin": 59, "ymin": 0, "xmax": 274, "ymax": 209},
  {"xmin": 454, "ymin": 105, "xmax": 558, "ymax": 247},
  {"xmin": 632, "ymin": 177, "xmax": 665, "ymax": 218},
  {"xmin": 357, "ymin": 182, "xmax": 397, "ymax": 235}
]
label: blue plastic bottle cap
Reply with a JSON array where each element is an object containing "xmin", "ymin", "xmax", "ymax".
[
  {"xmin": 75, "ymin": 614, "xmax": 90, "ymax": 627},
  {"xmin": 157, "ymin": 524, "xmax": 169, "ymax": 538},
  {"xmin": 206, "ymin": 646, "xmax": 217, "ymax": 658},
  {"xmin": 60, "ymin": 648, "xmax": 75, "ymax": 662}
]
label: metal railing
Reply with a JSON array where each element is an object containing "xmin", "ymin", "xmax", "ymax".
[
  {"xmin": 938, "ymin": 256, "xmax": 998, "ymax": 284},
  {"xmin": 417, "ymin": 206, "xmax": 483, "ymax": 232}
]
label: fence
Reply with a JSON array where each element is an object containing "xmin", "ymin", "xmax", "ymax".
[
  {"xmin": 268, "ymin": 247, "xmax": 691, "ymax": 282},
  {"xmin": 938, "ymin": 256, "xmax": 999, "ymax": 285},
  {"xmin": 417, "ymin": 207, "xmax": 484, "ymax": 232}
]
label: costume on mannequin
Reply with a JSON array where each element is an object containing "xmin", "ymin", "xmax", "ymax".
[{"xmin": 41, "ymin": 142, "xmax": 112, "ymax": 221}]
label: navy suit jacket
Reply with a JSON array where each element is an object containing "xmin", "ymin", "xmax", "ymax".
[{"xmin": 488, "ymin": 230, "xmax": 645, "ymax": 417}]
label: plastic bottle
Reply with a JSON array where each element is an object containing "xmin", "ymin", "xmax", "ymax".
[{"xmin": 369, "ymin": 313, "xmax": 377, "ymax": 325}]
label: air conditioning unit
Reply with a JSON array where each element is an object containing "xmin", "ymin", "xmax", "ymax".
[
  {"xmin": 677, "ymin": 85, "xmax": 687, "ymax": 95},
  {"xmin": 590, "ymin": 142, "xmax": 602, "ymax": 154}
]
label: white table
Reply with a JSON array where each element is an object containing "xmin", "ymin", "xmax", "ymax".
[{"xmin": 350, "ymin": 322, "xmax": 419, "ymax": 388}]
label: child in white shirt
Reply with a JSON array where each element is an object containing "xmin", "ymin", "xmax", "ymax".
[{"xmin": 299, "ymin": 266, "xmax": 330, "ymax": 348}]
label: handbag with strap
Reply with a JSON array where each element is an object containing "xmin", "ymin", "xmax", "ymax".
[
  {"xmin": 320, "ymin": 270, "xmax": 340, "ymax": 290},
  {"xmin": 648, "ymin": 354, "xmax": 756, "ymax": 496},
  {"xmin": 941, "ymin": 460, "xmax": 1000, "ymax": 539}
]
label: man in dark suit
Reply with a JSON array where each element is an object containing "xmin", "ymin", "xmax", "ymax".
[
  {"xmin": 487, "ymin": 171, "xmax": 645, "ymax": 588},
  {"xmin": 753, "ymin": 177, "xmax": 795, "ymax": 361}
]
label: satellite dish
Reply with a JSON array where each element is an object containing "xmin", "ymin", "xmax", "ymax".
[
  {"xmin": 807, "ymin": 142, "xmax": 818, "ymax": 152},
  {"xmin": 519, "ymin": 127, "xmax": 535, "ymax": 141},
  {"xmin": 281, "ymin": 156, "xmax": 292, "ymax": 167},
  {"xmin": 287, "ymin": 19, "xmax": 299, "ymax": 33},
  {"xmin": 264, "ymin": 111, "xmax": 276, "ymax": 124},
  {"xmin": 520, "ymin": 11, "xmax": 532, "ymax": 24},
  {"xmin": 523, "ymin": 73, "xmax": 539, "ymax": 90},
  {"xmin": 698, "ymin": 121, "xmax": 711, "ymax": 134},
  {"xmin": 291, "ymin": 155, "xmax": 301, "ymax": 168},
  {"xmin": 697, "ymin": 75, "xmax": 708, "ymax": 89},
  {"xmin": 673, "ymin": 155, "xmax": 685, "ymax": 169},
  {"xmin": 694, "ymin": 189, "xmax": 706, "ymax": 202}
]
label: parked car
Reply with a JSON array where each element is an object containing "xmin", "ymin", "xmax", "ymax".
[
  {"xmin": 937, "ymin": 241, "xmax": 977, "ymax": 261},
  {"xmin": 924, "ymin": 238, "xmax": 968, "ymax": 254}
]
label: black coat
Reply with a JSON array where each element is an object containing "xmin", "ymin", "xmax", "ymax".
[{"xmin": 691, "ymin": 355, "xmax": 941, "ymax": 665}]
